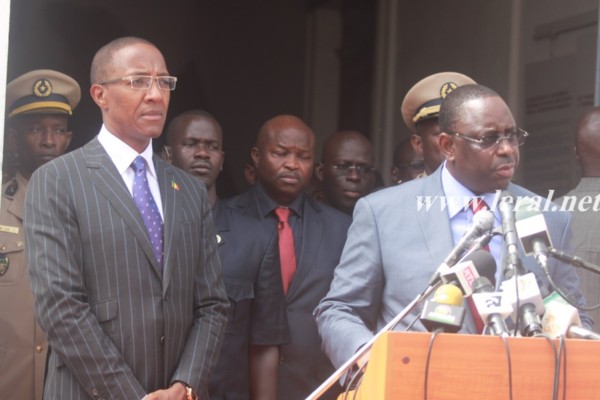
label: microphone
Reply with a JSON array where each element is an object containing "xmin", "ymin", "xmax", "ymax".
[
  {"xmin": 428, "ymin": 209, "xmax": 495, "ymax": 285},
  {"xmin": 541, "ymin": 292, "xmax": 600, "ymax": 339},
  {"xmin": 440, "ymin": 260, "xmax": 479, "ymax": 296},
  {"xmin": 541, "ymin": 293, "xmax": 582, "ymax": 338},
  {"xmin": 471, "ymin": 277, "xmax": 512, "ymax": 336},
  {"xmin": 420, "ymin": 284, "xmax": 466, "ymax": 333},
  {"xmin": 456, "ymin": 249, "xmax": 498, "ymax": 333},
  {"xmin": 514, "ymin": 198, "xmax": 553, "ymax": 271},
  {"xmin": 547, "ymin": 248, "xmax": 600, "ymax": 276},
  {"xmin": 501, "ymin": 272, "xmax": 545, "ymax": 336},
  {"xmin": 498, "ymin": 191, "xmax": 523, "ymax": 279}
]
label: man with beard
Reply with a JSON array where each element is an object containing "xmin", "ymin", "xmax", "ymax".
[
  {"xmin": 227, "ymin": 114, "xmax": 351, "ymax": 400},
  {"xmin": 0, "ymin": 69, "xmax": 79, "ymax": 400},
  {"xmin": 316, "ymin": 84, "xmax": 590, "ymax": 372},
  {"xmin": 165, "ymin": 110, "xmax": 289, "ymax": 400},
  {"xmin": 315, "ymin": 130, "xmax": 376, "ymax": 215}
]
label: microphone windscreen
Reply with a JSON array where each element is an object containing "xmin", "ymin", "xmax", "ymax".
[
  {"xmin": 433, "ymin": 284, "xmax": 464, "ymax": 306},
  {"xmin": 463, "ymin": 250, "xmax": 497, "ymax": 286}
]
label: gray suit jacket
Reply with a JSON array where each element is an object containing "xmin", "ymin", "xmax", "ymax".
[
  {"xmin": 25, "ymin": 138, "xmax": 229, "ymax": 399},
  {"xmin": 227, "ymin": 186, "xmax": 351, "ymax": 400},
  {"xmin": 315, "ymin": 167, "xmax": 589, "ymax": 369}
]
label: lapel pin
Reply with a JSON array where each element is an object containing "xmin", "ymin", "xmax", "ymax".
[{"xmin": 171, "ymin": 180, "xmax": 180, "ymax": 191}]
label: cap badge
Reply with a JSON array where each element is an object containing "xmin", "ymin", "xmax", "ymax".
[
  {"xmin": 33, "ymin": 78, "xmax": 53, "ymax": 98},
  {"xmin": 440, "ymin": 81, "xmax": 458, "ymax": 99}
]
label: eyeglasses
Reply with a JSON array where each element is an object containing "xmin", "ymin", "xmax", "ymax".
[
  {"xmin": 99, "ymin": 75, "xmax": 178, "ymax": 91},
  {"xmin": 394, "ymin": 161, "xmax": 425, "ymax": 171},
  {"xmin": 452, "ymin": 128, "xmax": 529, "ymax": 150},
  {"xmin": 331, "ymin": 162, "xmax": 376, "ymax": 176}
]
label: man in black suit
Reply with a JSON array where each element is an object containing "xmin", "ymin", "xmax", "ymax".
[
  {"xmin": 24, "ymin": 37, "xmax": 229, "ymax": 400},
  {"xmin": 165, "ymin": 110, "xmax": 289, "ymax": 400},
  {"xmin": 227, "ymin": 114, "xmax": 351, "ymax": 400}
]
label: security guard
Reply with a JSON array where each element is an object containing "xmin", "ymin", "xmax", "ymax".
[
  {"xmin": 0, "ymin": 69, "xmax": 80, "ymax": 400},
  {"xmin": 401, "ymin": 72, "xmax": 476, "ymax": 176}
]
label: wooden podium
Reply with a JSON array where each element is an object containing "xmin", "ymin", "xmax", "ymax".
[{"xmin": 341, "ymin": 331, "xmax": 600, "ymax": 399}]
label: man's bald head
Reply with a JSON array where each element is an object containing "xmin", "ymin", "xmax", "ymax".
[
  {"xmin": 575, "ymin": 107, "xmax": 600, "ymax": 176},
  {"xmin": 316, "ymin": 130, "xmax": 375, "ymax": 214}
]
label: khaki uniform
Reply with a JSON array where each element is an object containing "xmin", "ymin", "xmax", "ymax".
[{"xmin": 0, "ymin": 173, "xmax": 47, "ymax": 400}]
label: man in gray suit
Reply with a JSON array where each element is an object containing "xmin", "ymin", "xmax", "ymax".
[
  {"xmin": 560, "ymin": 107, "xmax": 600, "ymax": 323},
  {"xmin": 227, "ymin": 115, "xmax": 351, "ymax": 400},
  {"xmin": 315, "ymin": 84, "xmax": 590, "ymax": 370},
  {"xmin": 24, "ymin": 37, "xmax": 229, "ymax": 400}
]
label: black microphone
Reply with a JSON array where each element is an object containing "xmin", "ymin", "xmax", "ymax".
[
  {"xmin": 518, "ymin": 303, "xmax": 543, "ymax": 336},
  {"xmin": 498, "ymin": 191, "xmax": 523, "ymax": 279},
  {"xmin": 514, "ymin": 198, "xmax": 553, "ymax": 271},
  {"xmin": 471, "ymin": 277, "xmax": 512, "ymax": 336},
  {"xmin": 461, "ymin": 250, "xmax": 498, "ymax": 334},
  {"xmin": 463, "ymin": 249, "xmax": 497, "ymax": 285},
  {"xmin": 548, "ymin": 248, "xmax": 600, "ymax": 276},
  {"xmin": 428, "ymin": 210, "xmax": 495, "ymax": 285}
]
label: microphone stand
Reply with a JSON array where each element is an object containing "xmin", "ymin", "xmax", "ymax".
[
  {"xmin": 306, "ymin": 281, "xmax": 441, "ymax": 400},
  {"xmin": 548, "ymin": 248, "xmax": 600, "ymax": 275}
]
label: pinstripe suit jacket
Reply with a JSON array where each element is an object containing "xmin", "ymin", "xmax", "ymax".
[{"xmin": 24, "ymin": 137, "xmax": 229, "ymax": 400}]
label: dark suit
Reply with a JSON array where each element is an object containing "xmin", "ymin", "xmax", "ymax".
[
  {"xmin": 24, "ymin": 137, "xmax": 229, "ymax": 399},
  {"xmin": 227, "ymin": 184, "xmax": 351, "ymax": 400},
  {"xmin": 208, "ymin": 200, "xmax": 290, "ymax": 400}
]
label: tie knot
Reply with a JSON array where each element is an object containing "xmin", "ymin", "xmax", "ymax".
[
  {"xmin": 275, "ymin": 207, "xmax": 291, "ymax": 223},
  {"xmin": 131, "ymin": 156, "xmax": 147, "ymax": 173},
  {"xmin": 470, "ymin": 198, "xmax": 489, "ymax": 214}
]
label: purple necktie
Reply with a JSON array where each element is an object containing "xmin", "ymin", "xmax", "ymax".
[{"xmin": 131, "ymin": 156, "xmax": 164, "ymax": 267}]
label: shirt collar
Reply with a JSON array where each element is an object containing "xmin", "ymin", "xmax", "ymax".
[
  {"xmin": 441, "ymin": 161, "xmax": 499, "ymax": 222},
  {"xmin": 98, "ymin": 124, "xmax": 157, "ymax": 178},
  {"xmin": 253, "ymin": 183, "xmax": 304, "ymax": 218}
]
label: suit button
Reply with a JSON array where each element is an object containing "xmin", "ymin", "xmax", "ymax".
[
  {"xmin": 92, "ymin": 388, "xmax": 99, "ymax": 396},
  {"xmin": 164, "ymin": 294, "xmax": 169, "ymax": 301},
  {"xmin": 160, "ymin": 336, "xmax": 165, "ymax": 344},
  {"xmin": 35, "ymin": 345, "xmax": 43, "ymax": 353}
]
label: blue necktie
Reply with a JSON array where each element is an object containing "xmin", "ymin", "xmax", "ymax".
[{"xmin": 131, "ymin": 156, "xmax": 164, "ymax": 267}]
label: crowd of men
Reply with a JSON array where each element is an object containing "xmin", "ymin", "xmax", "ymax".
[{"xmin": 0, "ymin": 35, "xmax": 597, "ymax": 400}]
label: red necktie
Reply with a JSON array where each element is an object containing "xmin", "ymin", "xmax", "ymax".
[
  {"xmin": 275, "ymin": 207, "xmax": 297, "ymax": 294},
  {"xmin": 469, "ymin": 198, "xmax": 491, "ymax": 333},
  {"xmin": 470, "ymin": 198, "xmax": 490, "ymax": 252}
]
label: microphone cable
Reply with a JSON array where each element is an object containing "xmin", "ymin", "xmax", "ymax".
[
  {"xmin": 499, "ymin": 334, "xmax": 514, "ymax": 400},
  {"xmin": 541, "ymin": 265, "xmax": 600, "ymax": 312},
  {"xmin": 340, "ymin": 360, "xmax": 367, "ymax": 400},
  {"xmin": 423, "ymin": 331, "xmax": 441, "ymax": 400}
]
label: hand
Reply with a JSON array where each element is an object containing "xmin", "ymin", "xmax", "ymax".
[{"xmin": 144, "ymin": 382, "xmax": 187, "ymax": 400}]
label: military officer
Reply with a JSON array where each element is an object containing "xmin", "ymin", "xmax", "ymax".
[
  {"xmin": 401, "ymin": 71, "xmax": 476, "ymax": 175},
  {"xmin": 0, "ymin": 69, "xmax": 80, "ymax": 400}
]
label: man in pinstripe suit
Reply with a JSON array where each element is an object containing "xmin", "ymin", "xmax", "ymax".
[{"xmin": 24, "ymin": 37, "xmax": 229, "ymax": 400}]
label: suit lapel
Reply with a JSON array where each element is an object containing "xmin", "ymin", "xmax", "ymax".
[
  {"xmin": 416, "ymin": 170, "xmax": 454, "ymax": 268},
  {"xmin": 83, "ymin": 139, "xmax": 162, "ymax": 279},
  {"xmin": 155, "ymin": 157, "xmax": 182, "ymax": 294},
  {"xmin": 286, "ymin": 197, "xmax": 323, "ymax": 299}
]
